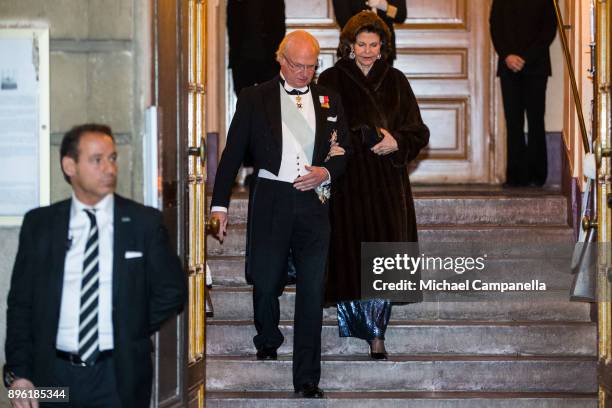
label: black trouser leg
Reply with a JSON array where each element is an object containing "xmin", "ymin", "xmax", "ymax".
[
  {"xmin": 524, "ymin": 75, "xmax": 549, "ymax": 185},
  {"xmin": 249, "ymin": 180, "xmax": 292, "ymax": 350},
  {"xmin": 500, "ymin": 73, "xmax": 528, "ymax": 185},
  {"xmin": 291, "ymin": 193, "xmax": 330, "ymax": 390}
]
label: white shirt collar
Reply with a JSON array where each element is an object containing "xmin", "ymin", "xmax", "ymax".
[
  {"xmin": 70, "ymin": 193, "xmax": 114, "ymax": 225},
  {"xmin": 279, "ymin": 72, "xmax": 309, "ymax": 94}
]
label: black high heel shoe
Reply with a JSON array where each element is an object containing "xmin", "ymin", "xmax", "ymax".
[{"xmin": 367, "ymin": 338, "xmax": 388, "ymax": 360}]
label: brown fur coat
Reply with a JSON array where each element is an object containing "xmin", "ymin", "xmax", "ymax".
[{"xmin": 317, "ymin": 58, "xmax": 430, "ymax": 303}]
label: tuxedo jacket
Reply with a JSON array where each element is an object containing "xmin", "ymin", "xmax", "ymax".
[
  {"xmin": 332, "ymin": 0, "xmax": 407, "ymax": 60},
  {"xmin": 490, "ymin": 0, "xmax": 557, "ymax": 77},
  {"xmin": 5, "ymin": 194, "xmax": 187, "ymax": 408},
  {"xmin": 211, "ymin": 76, "xmax": 350, "ymax": 209}
]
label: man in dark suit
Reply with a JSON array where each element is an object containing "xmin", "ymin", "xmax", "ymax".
[
  {"xmin": 4, "ymin": 124, "xmax": 187, "ymax": 408},
  {"xmin": 210, "ymin": 30, "xmax": 349, "ymax": 398},
  {"xmin": 490, "ymin": 0, "xmax": 557, "ymax": 187},
  {"xmin": 332, "ymin": 0, "xmax": 406, "ymax": 62},
  {"xmin": 227, "ymin": 0, "xmax": 286, "ymax": 95}
]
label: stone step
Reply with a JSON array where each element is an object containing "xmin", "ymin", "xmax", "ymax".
[
  {"xmin": 208, "ymin": 287, "xmax": 592, "ymax": 322},
  {"xmin": 207, "ymin": 225, "xmax": 575, "ymax": 257},
  {"xmin": 206, "ymin": 355, "xmax": 597, "ymax": 393},
  {"xmin": 208, "ymin": 256, "xmax": 574, "ymax": 287},
  {"xmin": 206, "ymin": 321, "xmax": 596, "ymax": 357},
  {"xmin": 206, "ymin": 391, "xmax": 597, "ymax": 408},
  {"xmin": 209, "ymin": 191, "xmax": 568, "ymax": 226}
]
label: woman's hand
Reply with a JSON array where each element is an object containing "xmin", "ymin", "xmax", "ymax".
[{"xmin": 371, "ymin": 128, "xmax": 398, "ymax": 156}]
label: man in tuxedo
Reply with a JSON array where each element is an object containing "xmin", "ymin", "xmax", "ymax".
[
  {"xmin": 4, "ymin": 124, "xmax": 187, "ymax": 408},
  {"xmin": 210, "ymin": 30, "xmax": 349, "ymax": 398},
  {"xmin": 490, "ymin": 0, "xmax": 557, "ymax": 187},
  {"xmin": 332, "ymin": 0, "xmax": 406, "ymax": 62}
]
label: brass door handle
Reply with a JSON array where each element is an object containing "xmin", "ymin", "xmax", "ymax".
[
  {"xmin": 206, "ymin": 217, "xmax": 220, "ymax": 235},
  {"xmin": 188, "ymin": 137, "xmax": 207, "ymax": 167},
  {"xmin": 582, "ymin": 215, "xmax": 598, "ymax": 231},
  {"xmin": 595, "ymin": 140, "xmax": 612, "ymax": 168}
]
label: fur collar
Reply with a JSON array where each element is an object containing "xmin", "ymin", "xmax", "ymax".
[{"xmin": 335, "ymin": 57, "xmax": 390, "ymax": 92}]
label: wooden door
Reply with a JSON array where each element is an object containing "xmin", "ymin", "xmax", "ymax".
[
  {"xmin": 152, "ymin": 0, "xmax": 208, "ymax": 407},
  {"xmin": 281, "ymin": 0, "xmax": 495, "ymax": 183}
]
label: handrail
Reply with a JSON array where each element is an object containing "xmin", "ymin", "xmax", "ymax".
[{"xmin": 553, "ymin": 0, "xmax": 591, "ymax": 154}]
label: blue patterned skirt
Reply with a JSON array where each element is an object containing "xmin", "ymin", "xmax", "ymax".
[{"xmin": 337, "ymin": 299, "xmax": 392, "ymax": 340}]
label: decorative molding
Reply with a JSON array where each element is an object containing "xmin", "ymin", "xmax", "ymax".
[
  {"xmin": 417, "ymin": 97, "xmax": 469, "ymax": 160},
  {"xmin": 395, "ymin": 48, "xmax": 468, "ymax": 80},
  {"xmin": 398, "ymin": 0, "xmax": 468, "ymax": 29}
]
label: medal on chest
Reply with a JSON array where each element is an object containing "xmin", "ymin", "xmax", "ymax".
[{"xmin": 295, "ymin": 95, "xmax": 303, "ymax": 110}]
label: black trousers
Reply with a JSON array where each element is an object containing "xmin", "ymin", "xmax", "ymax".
[
  {"xmin": 40, "ymin": 353, "xmax": 122, "ymax": 408},
  {"xmin": 500, "ymin": 73, "xmax": 549, "ymax": 186},
  {"xmin": 247, "ymin": 177, "xmax": 330, "ymax": 390}
]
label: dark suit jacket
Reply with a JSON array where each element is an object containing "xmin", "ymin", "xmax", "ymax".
[
  {"xmin": 211, "ymin": 76, "xmax": 350, "ymax": 209},
  {"xmin": 5, "ymin": 194, "xmax": 187, "ymax": 408},
  {"xmin": 227, "ymin": 0, "xmax": 286, "ymax": 67},
  {"xmin": 490, "ymin": 0, "xmax": 557, "ymax": 76},
  {"xmin": 332, "ymin": 0, "xmax": 407, "ymax": 61}
]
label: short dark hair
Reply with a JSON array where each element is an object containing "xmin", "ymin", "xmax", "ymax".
[
  {"xmin": 60, "ymin": 123, "xmax": 114, "ymax": 184},
  {"xmin": 337, "ymin": 11, "xmax": 392, "ymax": 60}
]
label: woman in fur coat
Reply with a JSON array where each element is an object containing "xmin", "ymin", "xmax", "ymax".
[{"xmin": 318, "ymin": 11, "xmax": 429, "ymax": 359}]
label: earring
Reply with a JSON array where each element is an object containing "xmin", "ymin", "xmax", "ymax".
[
  {"xmin": 377, "ymin": 54, "xmax": 382, "ymax": 60},
  {"xmin": 349, "ymin": 50, "xmax": 356, "ymax": 59}
]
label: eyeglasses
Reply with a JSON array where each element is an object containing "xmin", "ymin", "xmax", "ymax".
[{"xmin": 282, "ymin": 53, "xmax": 318, "ymax": 73}]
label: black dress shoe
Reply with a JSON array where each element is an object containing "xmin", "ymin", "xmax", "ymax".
[
  {"xmin": 256, "ymin": 347, "xmax": 277, "ymax": 360},
  {"xmin": 295, "ymin": 383, "xmax": 324, "ymax": 398}
]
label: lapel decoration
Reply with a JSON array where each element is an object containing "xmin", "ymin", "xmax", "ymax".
[
  {"xmin": 319, "ymin": 95, "xmax": 330, "ymax": 109},
  {"xmin": 121, "ymin": 216, "xmax": 131, "ymax": 222}
]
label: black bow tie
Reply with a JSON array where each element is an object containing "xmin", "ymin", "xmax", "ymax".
[{"xmin": 279, "ymin": 78, "xmax": 309, "ymax": 95}]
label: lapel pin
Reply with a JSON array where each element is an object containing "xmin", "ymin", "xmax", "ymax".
[
  {"xmin": 121, "ymin": 216, "xmax": 131, "ymax": 222},
  {"xmin": 319, "ymin": 95, "xmax": 330, "ymax": 109}
]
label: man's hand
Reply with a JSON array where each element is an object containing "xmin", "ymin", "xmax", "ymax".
[
  {"xmin": 210, "ymin": 211, "xmax": 228, "ymax": 243},
  {"xmin": 367, "ymin": 0, "xmax": 388, "ymax": 11},
  {"xmin": 9, "ymin": 378, "xmax": 38, "ymax": 408},
  {"xmin": 371, "ymin": 128, "xmax": 399, "ymax": 156},
  {"xmin": 505, "ymin": 54, "xmax": 525, "ymax": 72},
  {"xmin": 294, "ymin": 166, "xmax": 329, "ymax": 191}
]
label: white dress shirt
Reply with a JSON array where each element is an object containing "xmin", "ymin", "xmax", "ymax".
[
  {"xmin": 212, "ymin": 74, "xmax": 329, "ymax": 213},
  {"xmin": 56, "ymin": 193, "xmax": 114, "ymax": 352}
]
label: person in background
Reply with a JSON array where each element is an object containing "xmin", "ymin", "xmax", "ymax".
[
  {"xmin": 332, "ymin": 0, "xmax": 406, "ymax": 62},
  {"xmin": 318, "ymin": 11, "xmax": 429, "ymax": 360},
  {"xmin": 227, "ymin": 0, "xmax": 286, "ymax": 95},
  {"xmin": 490, "ymin": 0, "xmax": 557, "ymax": 187}
]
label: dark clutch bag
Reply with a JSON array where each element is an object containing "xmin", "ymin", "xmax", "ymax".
[{"xmin": 358, "ymin": 125, "xmax": 383, "ymax": 148}]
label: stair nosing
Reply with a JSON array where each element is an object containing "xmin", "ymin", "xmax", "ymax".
[
  {"xmin": 206, "ymin": 319, "xmax": 595, "ymax": 327},
  {"xmin": 205, "ymin": 390, "xmax": 597, "ymax": 400},
  {"xmin": 206, "ymin": 354, "xmax": 598, "ymax": 362}
]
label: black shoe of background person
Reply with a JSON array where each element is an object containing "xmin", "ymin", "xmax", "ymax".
[
  {"xmin": 256, "ymin": 347, "xmax": 277, "ymax": 361},
  {"xmin": 295, "ymin": 383, "xmax": 324, "ymax": 398},
  {"xmin": 503, "ymin": 180, "xmax": 529, "ymax": 188}
]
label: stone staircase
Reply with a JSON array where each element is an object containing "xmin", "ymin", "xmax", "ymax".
[{"xmin": 205, "ymin": 186, "xmax": 598, "ymax": 407}]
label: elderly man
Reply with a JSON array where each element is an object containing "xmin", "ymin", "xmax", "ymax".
[{"xmin": 210, "ymin": 30, "xmax": 349, "ymax": 398}]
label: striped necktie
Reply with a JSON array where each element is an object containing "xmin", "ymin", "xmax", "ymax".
[{"xmin": 79, "ymin": 209, "xmax": 100, "ymax": 365}]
